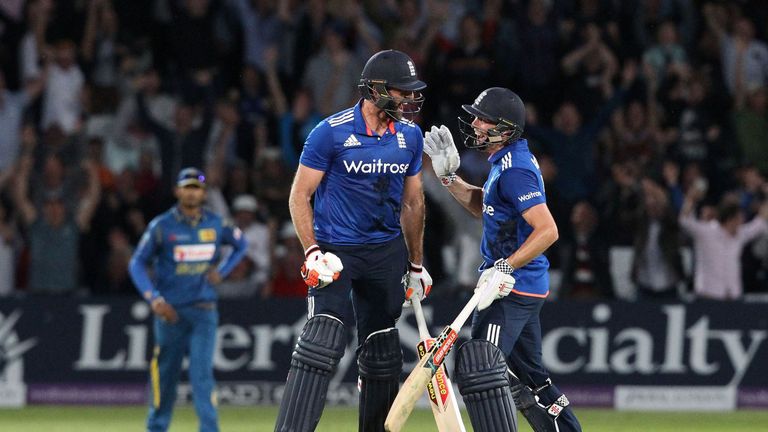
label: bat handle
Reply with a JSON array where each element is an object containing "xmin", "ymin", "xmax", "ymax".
[
  {"xmin": 411, "ymin": 297, "xmax": 432, "ymax": 341},
  {"xmin": 449, "ymin": 283, "xmax": 488, "ymax": 331}
]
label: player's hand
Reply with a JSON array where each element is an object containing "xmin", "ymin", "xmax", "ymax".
[
  {"xmin": 207, "ymin": 269, "xmax": 223, "ymax": 285},
  {"xmin": 403, "ymin": 262, "xmax": 432, "ymax": 306},
  {"xmin": 423, "ymin": 125, "xmax": 460, "ymax": 179},
  {"xmin": 301, "ymin": 245, "xmax": 343, "ymax": 289},
  {"xmin": 151, "ymin": 297, "xmax": 178, "ymax": 323},
  {"xmin": 476, "ymin": 259, "xmax": 516, "ymax": 311}
]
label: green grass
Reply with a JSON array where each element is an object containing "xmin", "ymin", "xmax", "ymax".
[{"xmin": 0, "ymin": 406, "xmax": 767, "ymax": 431}]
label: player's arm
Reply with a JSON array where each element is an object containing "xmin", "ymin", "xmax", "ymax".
[
  {"xmin": 129, "ymin": 224, "xmax": 161, "ymax": 302},
  {"xmin": 498, "ymin": 168, "xmax": 557, "ymax": 269},
  {"xmin": 422, "ymin": 125, "xmax": 484, "ymax": 217},
  {"xmin": 211, "ymin": 222, "xmax": 249, "ymax": 282},
  {"xmin": 401, "ymin": 173, "xmax": 425, "ymax": 265},
  {"xmin": 129, "ymin": 223, "xmax": 178, "ymax": 322},
  {"xmin": 444, "ymin": 176, "xmax": 484, "ymax": 218},
  {"xmin": 289, "ymin": 164, "xmax": 325, "ymax": 250},
  {"xmin": 504, "ymin": 203, "xmax": 559, "ymax": 269}
]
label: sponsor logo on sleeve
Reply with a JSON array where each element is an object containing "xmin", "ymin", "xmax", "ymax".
[{"xmin": 518, "ymin": 191, "xmax": 542, "ymax": 202}]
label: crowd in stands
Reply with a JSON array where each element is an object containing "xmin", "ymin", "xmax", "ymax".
[{"xmin": 1, "ymin": 0, "xmax": 767, "ymax": 302}]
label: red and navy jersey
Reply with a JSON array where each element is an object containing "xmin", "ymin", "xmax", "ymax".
[
  {"xmin": 480, "ymin": 139, "xmax": 550, "ymax": 297},
  {"xmin": 129, "ymin": 207, "xmax": 247, "ymax": 305},
  {"xmin": 299, "ymin": 100, "xmax": 423, "ymax": 245}
]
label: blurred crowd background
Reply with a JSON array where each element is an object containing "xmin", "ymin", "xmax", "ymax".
[{"xmin": 1, "ymin": 0, "xmax": 768, "ymax": 302}]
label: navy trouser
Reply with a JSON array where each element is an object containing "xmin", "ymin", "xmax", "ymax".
[
  {"xmin": 311, "ymin": 236, "xmax": 408, "ymax": 345},
  {"xmin": 147, "ymin": 304, "xmax": 219, "ymax": 432},
  {"xmin": 471, "ymin": 293, "xmax": 582, "ymax": 431}
]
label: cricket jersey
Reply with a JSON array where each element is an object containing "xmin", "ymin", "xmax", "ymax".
[
  {"xmin": 480, "ymin": 139, "xmax": 550, "ymax": 297},
  {"xmin": 299, "ymin": 99, "xmax": 423, "ymax": 245},
  {"xmin": 130, "ymin": 206, "xmax": 247, "ymax": 306}
]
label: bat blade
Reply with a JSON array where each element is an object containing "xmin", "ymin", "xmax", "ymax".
[
  {"xmin": 386, "ymin": 283, "xmax": 491, "ymax": 432},
  {"xmin": 385, "ymin": 348, "xmax": 439, "ymax": 432},
  {"xmin": 385, "ymin": 326, "xmax": 458, "ymax": 432},
  {"xmin": 418, "ymin": 338, "xmax": 466, "ymax": 432}
]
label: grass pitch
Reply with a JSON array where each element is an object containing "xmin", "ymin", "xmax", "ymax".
[{"xmin": 0, "ymin": 405, "xmax": 766, "ymax": 431}]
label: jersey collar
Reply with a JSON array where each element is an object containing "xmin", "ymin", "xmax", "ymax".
[
  {"xmin": 487, "ymin": 138, "xmax": 527, "ymax": 164},
  {"xmin": 354, "ymin": 99, "xmax": 397, "ymax": 137},
  {"xmin": 173, "ymin": 206, "xmax": 206, "ymax": 226}
]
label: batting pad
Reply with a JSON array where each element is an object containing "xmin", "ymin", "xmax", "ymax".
[
  {"xmin": 455, "ymin": 340, "xmax": 518, "ymax": 432},
  {"xmin": 509, "ymin": 373, "xmax": 578, "ymax": 432},
  {"xmin": 357, "ymin": 327, "xmax": 403, "ymax": 432},
  {"xmin": 275, "ymin": 314, "xmax": 346, "ymax": 432}
]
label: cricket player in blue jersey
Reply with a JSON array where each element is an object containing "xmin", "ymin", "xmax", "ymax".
[
  {"xmin": 424, "ymin": 88, "xmax": 582, "ymax": 432},
  {"xmin": 275, "ymin": 50, "xmax": 432, "ymax": 432},
  {"xmin": 129, "ymin": 167, "xmax": 247, "ymax": 432}
]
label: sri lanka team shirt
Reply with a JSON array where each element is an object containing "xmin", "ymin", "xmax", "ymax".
[
  {"xmin": 480, "ymin": 139, "xmax": 550, "ymax": 297},
  {"xmin": 130, "ymin": 207, "xmax": 247, "ymax": 305},
  {"xmin": 299, "ymin": 100, "xmax": 423, "ymax": 245}
]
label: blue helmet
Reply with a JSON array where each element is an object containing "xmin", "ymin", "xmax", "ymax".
[
  {"xmin": 358, "ymin": 50, "xmax": 426, "ymax": 120},
  {"xmin": 458, "ymin": 87, "xmax": 525, "ymax": 149}
]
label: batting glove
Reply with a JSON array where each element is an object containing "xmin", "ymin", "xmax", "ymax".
[
  {"xmin": 404, "ymin": 262, "xmax": 433, "ymax": 305},
  {"xmin": 301, "ymin": 245, "xmax": 343, "ymax": 289},
  {"xmin": 476, "ymin": 259, "xmax": 516, "ymax": 311},
  {"xmin": 423, "ymin": 125, "xmax": 460, "ymax": 184}
]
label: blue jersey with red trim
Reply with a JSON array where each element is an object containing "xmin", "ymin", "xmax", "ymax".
[
  {"xmin": 299, "ymin": 100, "xmax": 423, "ymax": 245},
  {"xmin": 129, "ymin": 207, "xmax": 247, "ymax": 306},
  {"xmin": 480, "ymin": 139, "xmax": 550, "ymax": 297}
]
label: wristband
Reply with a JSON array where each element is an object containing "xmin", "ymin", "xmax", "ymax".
[
  {"xmin": 304, "ymin": 244, "xmax": 321, "ymax": 259},
  {"xmin": 494, "ymin": 258, "xmax": 515, "ymax": 275},
  {"xmin": 440, "ymin": 173, "xmax": 457, "ymax": 186},
  {"xmin": 409, "ymin": 262, "xmax": 423, "ymax": 273}
]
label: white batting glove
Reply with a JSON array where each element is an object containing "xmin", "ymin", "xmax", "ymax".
[
  {"xmin": 404, "ymin": 262, "xmax": 433, "ymax": 306},
  {"xmin": 301, "ymin": 245, "xmax": 343, "ymax": 289},
  {"xmin": 476, "ymin": 259, "xmax": 516, "ymax": 311},
  {"xmin": 423, "ymin": 125, "xmax": 460, "ymax": 184}
]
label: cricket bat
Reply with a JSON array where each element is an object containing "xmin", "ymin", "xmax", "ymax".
[
  {"xmin": 385, "ymin": 273, "xmax": 501, "ymax": 432},
  {"xmin": 411, "ymin": 297, "xmax": 466, "ymax": 432}
]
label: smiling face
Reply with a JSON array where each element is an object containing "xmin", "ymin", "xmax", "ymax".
[
  {"xmin": 470, "ymin": 116, "xmax": 506, "ymax": 153},
  {"xmin": 385, "ymin": 87, "xmax": 421, "ymax": 118}
]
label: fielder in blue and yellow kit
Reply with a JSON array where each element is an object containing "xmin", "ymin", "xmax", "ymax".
[
  {"xmin": 424, "ymin": 88, "xmax": 582, "ymax": 432},
  {"xmin": 129, "ymin": 168, "xmax": 247, "ymax": 432},
  {"xmin": 275, "ymin": 50, "xmax": 432, "ymax": 432}
]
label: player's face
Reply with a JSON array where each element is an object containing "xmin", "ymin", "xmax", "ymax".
[
  {"xmin": 471, "ymin": 116, "xmax": 495, "ymax": 142},
  {"xmin": 387, "ymin": 88, "xmax": 423, "ymax": 118},
  {"xmin": 470, "ymin": 117, "xmax": 506, "ymax": 153},
  {"xmin": 175, "ymin": 185, "xmax": 206, "ymax": 209}
]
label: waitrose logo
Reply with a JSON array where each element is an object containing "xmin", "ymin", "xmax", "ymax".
[
  {"xmin": 343, "ymin": 159, "xmax": 410, "ymax": 174},
  {"xmin": 518, "ymin": 191, "xmax": 542, "ymax": 202}
]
